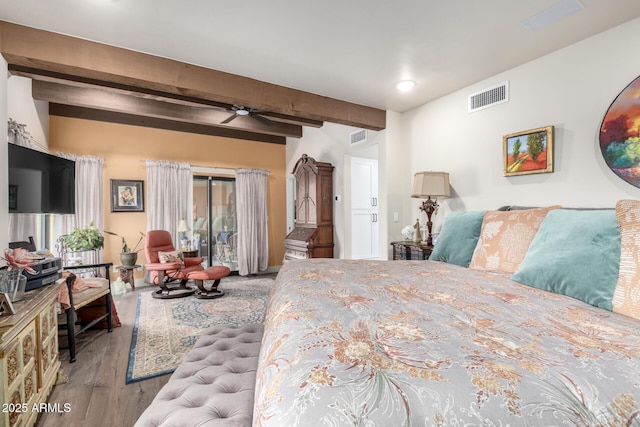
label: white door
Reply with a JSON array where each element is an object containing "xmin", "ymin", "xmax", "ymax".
[
  {"xmin": 351, "ymin": 210, "xmax": 379, "ymax": 259},
  {"xmin": 350, "ymin": 157, "xmax": 378, "ymax": 259}
]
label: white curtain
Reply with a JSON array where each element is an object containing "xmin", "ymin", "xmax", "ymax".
[
  {"xmin": 145, "ymin": 160, "xmax": 192, "ymax": 245},
  {"xmin": 53, "ymin": 154, "xmax": 104, "ymax": 260},
  {"xmin": 8, "ymin": 214, "xmax": 38, "ymax": 244},
  {"xmin": 235, "ymin": 168, "xmax": 269, "ymax": 276},
  {"xmin": 56, "ymin": 154, "xmax": 105, "ymax": 233}
]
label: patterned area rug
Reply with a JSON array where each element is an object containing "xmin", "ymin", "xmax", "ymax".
[{"xmin": 126, "ymin": 277, "xmax": 274, "ymax": 383}]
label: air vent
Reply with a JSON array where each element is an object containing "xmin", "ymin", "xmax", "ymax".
[
  {"xmin": 350, "ymin": 129, "xmax": 367, "ymax": 145},
  {"xmin": 468, "ymin": 81, "xmax": 509, "ymax": 113}
]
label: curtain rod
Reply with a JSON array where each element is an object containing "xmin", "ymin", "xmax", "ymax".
[
  {"xmin": 139, "ymin": 160, "xmax": 228, "ymax": 168},
  {"xmin": 191, "ymin": 164, "xmax": 234, "ymax": 171},
  {"xmin": 139, "ymin": 160, "xmax": 270, "ymax": 173},
  {"xmin": 190, "ymin": 164, "xmax": 271, "ymax": 172}
]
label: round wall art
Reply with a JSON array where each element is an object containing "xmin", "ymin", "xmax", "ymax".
[{"xmin": 600, "ymin": 75, "xmax": 640, "ymax": 187}]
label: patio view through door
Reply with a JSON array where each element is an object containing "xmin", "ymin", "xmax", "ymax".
[{"xmin": 193, "ymin": 176, "xmax": 238, "ymax": 272}]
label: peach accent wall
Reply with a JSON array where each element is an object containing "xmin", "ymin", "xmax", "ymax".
[{"xmin": 48, "ymin": 116, "xmax": 286, "ymax": 274}]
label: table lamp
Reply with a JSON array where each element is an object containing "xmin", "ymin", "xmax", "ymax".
[
  {"xmin": 178, "ymin": 219, "xmax": 190, "ymax": 251},
  {"xmin": 411, "ymin": 171, "xmax": 450, "ymax": 246}
]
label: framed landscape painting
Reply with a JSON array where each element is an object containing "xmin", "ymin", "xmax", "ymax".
[
  {"xmin": 111, "ymin": 179, "xmax": 144, "ymax": 212},
  {"xmin": 503, "ymin": 126, "xmax": 554, "ymax": 176}
]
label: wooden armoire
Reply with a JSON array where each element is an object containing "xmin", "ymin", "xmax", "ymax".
[{"xmin": 284, "ymin": 154, "xmax": 334, "ymax": 260}]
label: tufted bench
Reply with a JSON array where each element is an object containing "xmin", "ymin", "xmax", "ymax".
[{"xmin": 135, "ymin": 323, "xmax": 264, "ymax": 427}]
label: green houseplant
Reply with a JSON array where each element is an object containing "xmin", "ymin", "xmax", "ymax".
[
  {"xmin": 62, "ymin": 221, "xmax": 104, "ymax": 251},
  {"xmin": 105, "ymin": 231, "xmax": 145, "ymax": 266}
]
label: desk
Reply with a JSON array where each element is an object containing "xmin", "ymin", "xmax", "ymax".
[
  {"xmin": 114, "ymin": 265, "xmax": 141, "ymax": 289},
  {"xmin": 390, "ymin": 241, "xmax": 433, "ymax": 260}
]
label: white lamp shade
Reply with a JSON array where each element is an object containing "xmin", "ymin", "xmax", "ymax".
[
  {"xmin": 177, "ymin": 219, "xmax": 190, "ymax": 232},
  {"xmin": 411, "ymin": 171, "xmax": 451, "ymax": 198}
]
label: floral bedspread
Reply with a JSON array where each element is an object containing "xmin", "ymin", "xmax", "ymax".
[{"xmin": 253, "ymin": 259, "xmax": 640, "ymax": 426}]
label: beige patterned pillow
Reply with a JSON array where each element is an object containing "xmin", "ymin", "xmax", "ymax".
[
  {"xmin": 613, "ymin": 199, "xmax": 640, "ymax": 319},
  {"xmin": 469, "ymin": 206, "xmax": 560, "ymax": 274},
  {"xmin": 158, "ymin": 250, "xmax": 184, "ymax": 267}
]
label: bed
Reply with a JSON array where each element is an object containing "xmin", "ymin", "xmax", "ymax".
[{"xmin": 253, "ymin": 204, "xmax": 640, "ymax": 426}]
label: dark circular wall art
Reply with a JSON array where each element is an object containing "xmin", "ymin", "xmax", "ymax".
[{"xmin": 600, "ymin": 75, "xmax": 640, "ymax": 188}]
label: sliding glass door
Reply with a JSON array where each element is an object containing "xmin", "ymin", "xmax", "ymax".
[{"xmin": 193, "ymin": 176, "xmax": 237, "ymax": 272}]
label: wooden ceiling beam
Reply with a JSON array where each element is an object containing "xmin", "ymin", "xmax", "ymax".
[
  {"xmin": 10, "ymin": 66, "xmax": 325, "ymax": 129},
  {"xmin": 49, "ymin": 104, "xmax": 286, "ymax": 145},
  {"xmin": 0, "ymin": 21, "xmax": 386, "ymax": 131},
  {"xmin": 33, "ymin": 80, "xmax": 303, "ymax": 138}
]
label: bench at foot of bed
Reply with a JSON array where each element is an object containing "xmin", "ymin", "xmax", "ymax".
[{"xmin": 135, "ymin": 323, "xmax": 264, "ymax": 427}]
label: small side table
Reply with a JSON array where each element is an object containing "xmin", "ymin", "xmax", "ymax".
[
  {"xmin": 390, "ymin": 241, "xmax": 433, "ymax": 260},
  {"xmin": 181, "ymin": 250, "xmax": 199, "ymax": 258},
  {"xmin": 114, "ymin": 265, "xmax": 142, "ymax": 289}
]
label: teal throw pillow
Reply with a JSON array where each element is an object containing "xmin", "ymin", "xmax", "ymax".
[
  {"xmin": 511, "ymin": 209, "xmax": 620, "ymax": 310},
  {"xmin": 429, "ymin": 211, "xmax": 485, "ymax": 267}
]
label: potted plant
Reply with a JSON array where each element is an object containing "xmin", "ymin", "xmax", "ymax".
[
  {"xmin": 61, "ymin": 221, "xmax": 105, "ymax": 251},
  {"xmin": 105, "ymin": 231, "xmax": 145, "ymax": 266}
]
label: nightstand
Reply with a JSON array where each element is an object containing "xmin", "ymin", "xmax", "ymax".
[{"xmin": 390, "ymin": 241, "xmax": 433, "ymax": 260}]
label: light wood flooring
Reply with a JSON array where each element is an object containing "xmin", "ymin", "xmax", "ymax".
[
  {"xmin": 36, "ymin": 280, "xmax": 168, "ymax": 427},
  {"xmin": 36, "ymin": 273, "xmax": 275, "ymax": 427}
]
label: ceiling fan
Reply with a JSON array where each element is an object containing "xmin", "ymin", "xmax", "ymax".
[{"xmin": 221, "ymin": 105, "xmax": 274, "ymax": 125}]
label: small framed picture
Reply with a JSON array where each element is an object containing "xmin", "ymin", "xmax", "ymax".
[
  {"xmin": 111, "ymin": 180, "xmax": 144, "ymax": 212},
  {"xmin": 0, "ymin": 292, "xmax": 16, "ymax": 315},
  {"xmin": 503, "ymin": 126, "xmax": 554, "ymax": 176}
]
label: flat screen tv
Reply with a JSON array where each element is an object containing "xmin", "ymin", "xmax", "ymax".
[{"xmin": 8, "ymin": 144, "xmax": 76, "ymax": 214}]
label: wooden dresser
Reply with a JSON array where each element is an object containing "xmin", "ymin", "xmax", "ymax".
[
  {"xmin": 0, "ymin": 284, "xmax": 60, "ymax": 427},
  {"xmin": 284, "ymin": 154, "xmax": 335, "ymax": 261}
]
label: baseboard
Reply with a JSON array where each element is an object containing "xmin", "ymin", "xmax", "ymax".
[{"xmin": 265, "ymin": 265, "xmax": 281, "ymax": 274}]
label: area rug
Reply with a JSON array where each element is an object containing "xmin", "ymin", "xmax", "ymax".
[{"xmin": 126, "ymin": 277, "xmax": 274, "ymax": 383}]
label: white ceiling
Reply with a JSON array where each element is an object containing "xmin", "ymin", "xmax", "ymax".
[{"xmin": 1, "ymin": 0, "xmax": 640, "ymax": 113}]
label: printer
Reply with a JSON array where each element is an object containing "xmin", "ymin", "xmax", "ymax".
[{"xmin": 23, "ymin": 257, "xmax": 63, "ymax": 291}]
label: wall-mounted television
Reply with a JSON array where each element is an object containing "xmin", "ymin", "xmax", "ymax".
[{"xmin": 8, "ymin": 144, "xmax": 76, "ymax": 214}]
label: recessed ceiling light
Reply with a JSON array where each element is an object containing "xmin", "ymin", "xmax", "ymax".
[{"xmin": 395, "ymin": 80, "xmax": 416, "ymax": 92}]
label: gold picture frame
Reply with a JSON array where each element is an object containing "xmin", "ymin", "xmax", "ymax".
[{"xmin": 503, "ymin": 126, "xmax": 554, "ymax": 176}]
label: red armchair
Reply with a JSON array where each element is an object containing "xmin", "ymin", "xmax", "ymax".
[
  {"xmin": 145, "ymin": 230, "xmax": 231, "ymax": 299},
  {"xmin": 144, "ymin": 230, "xmax": 202, "ymax": 299}
]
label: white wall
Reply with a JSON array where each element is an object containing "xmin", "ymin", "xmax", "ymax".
[
  {"xmin": 7, "ymin": 76, "xmax": 49, "ymax": 150},
  {"xmin": 403, "ymin": 17, "xmax": 640, "ymax": 234},
  {"xmin": 380, "ymin": 110, "xmax": 410, "ymax": 259},
  {"xmin": 0, "ymin": 58, "xmax": 8, "ymax": 250},
  {"xmin": 2, "ymin": 76, "xmax": 49, "ymax": 248},
  {"xmin": 286, "ymin": 124, "xmax": 381, "ymax": 259}
]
